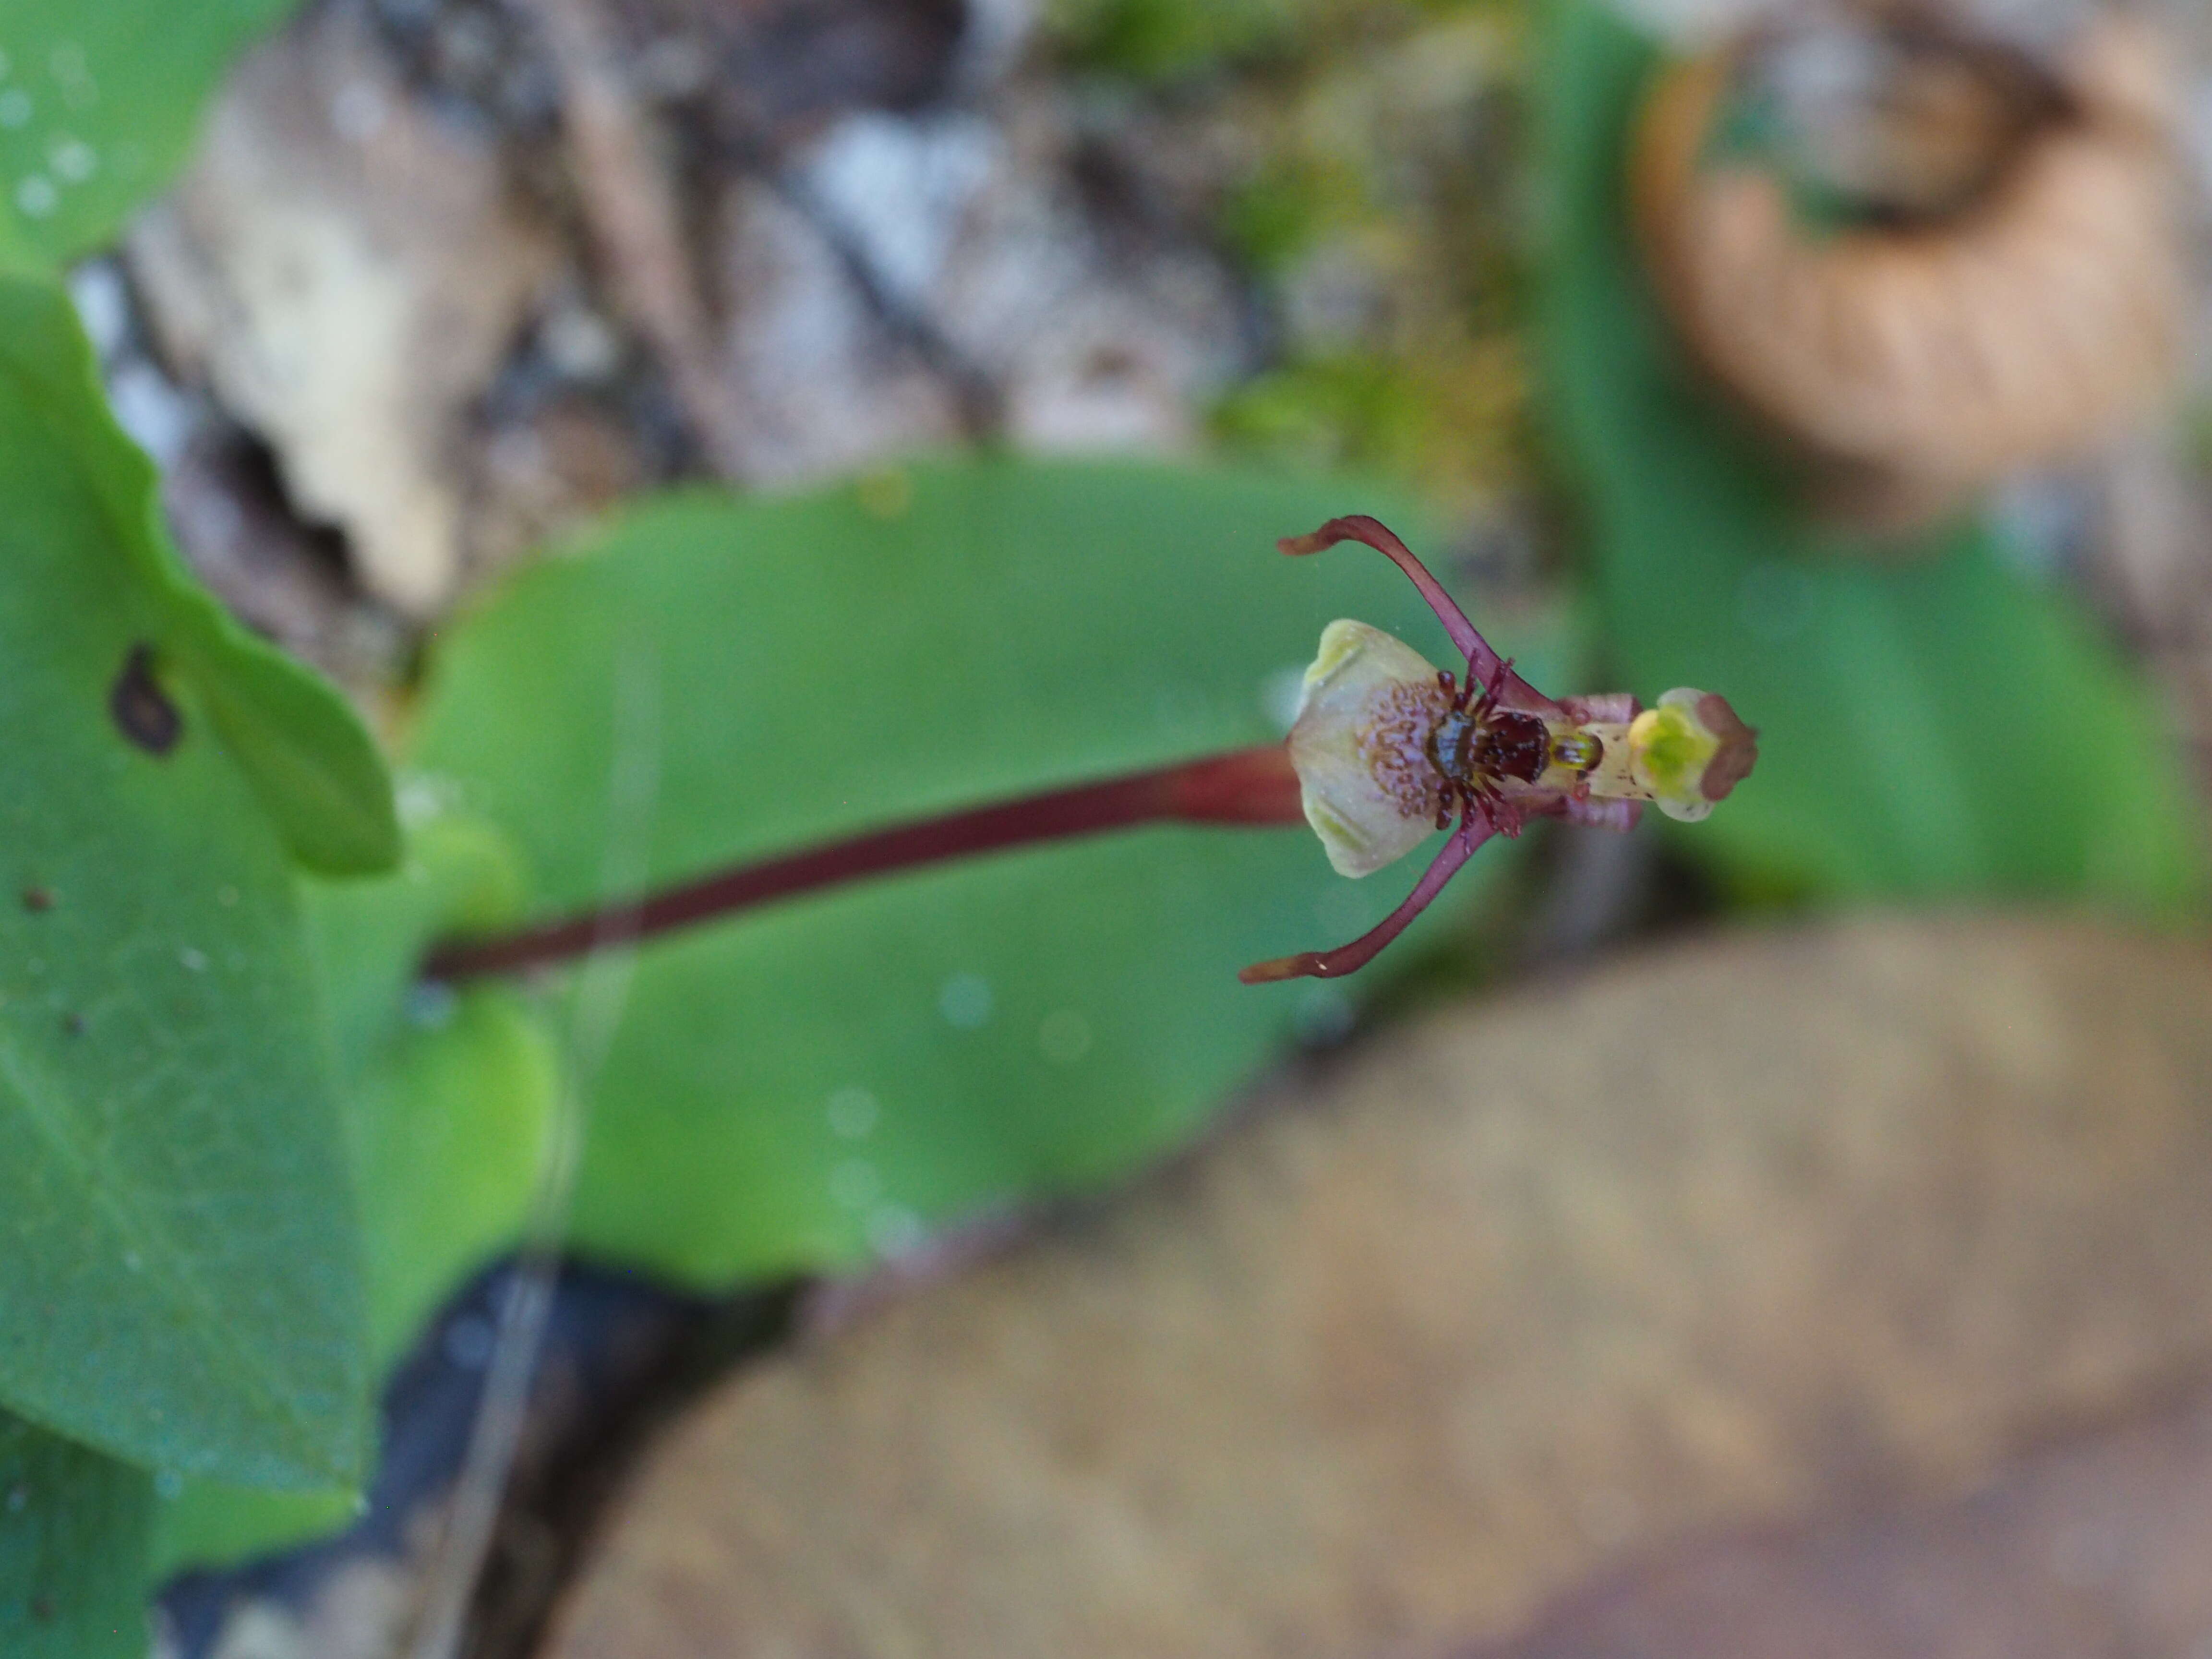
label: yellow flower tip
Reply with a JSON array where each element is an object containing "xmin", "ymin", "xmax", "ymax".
[
  {"xmin": 1288, "ymin": 620, "xmax": 1449, "ymax": 878},
  {"xmin": 1628, "ymin": 689, "xmax": 1759, "ymax": 823}
]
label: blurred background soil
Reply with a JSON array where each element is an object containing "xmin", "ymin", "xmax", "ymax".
[{"xmin": 115, "ymin": 0, "xmax": 2212, "ymax": 1654}]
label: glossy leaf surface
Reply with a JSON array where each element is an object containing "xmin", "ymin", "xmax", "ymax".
[
  {"xmin": 0, "ymin": 271, "xmax": 365, "ymax": 1486},
  {"xmin": 0, "ymin": 276, "xmax": 397, "ymax": 875},
  {"xmin": 156, "ymin": 816, "xmax": 559, "ymax": 1575},
  {"xmin": 0, "ymin": 0, "xmax": 296, "ymax": 270},
  {"xmin": 309, "ymin": 816, "xmax": 556, "ymax": 1364},
  {"xmin": 0, "ymin": 1411, "xmax": 152, "ymax": 1659}
]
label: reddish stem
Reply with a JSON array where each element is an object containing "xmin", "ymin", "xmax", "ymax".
[{"xmin": 421, "ymin": 745, "xmax": 1303, "ymax": 983}]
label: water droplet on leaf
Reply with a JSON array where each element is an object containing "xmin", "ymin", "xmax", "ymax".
[
  {"xmin": 938, "ymin": 972, "xmax": 992, "ymax": 1029},
  {"xmin": 826, "ymin": 1085, "xmax": 879, "ymax": 1139},
  {"xmin": 1038, "ymin": 1009, "xmax": 1093, "ymax": 1064}
]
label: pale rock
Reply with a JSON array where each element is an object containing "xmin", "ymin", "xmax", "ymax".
[
  {"xmin": 925, "ymin": 95, "xmax": 1244, "ymax": 455},
  {"xmin": 129, "ymin": 1, "xmax": 555, "ymax": 616},
  {"xmin": 711, "ymin": 91, "xmax": 1246, "ymax": 485},
  {"xmin": 711, "ymin": 174, "xmax": 968, "ymax": 487}
]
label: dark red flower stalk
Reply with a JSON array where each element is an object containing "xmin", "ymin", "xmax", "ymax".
[{"xmin": 421, "ymin": 745, "xmax": 1302, "ymax": 983}]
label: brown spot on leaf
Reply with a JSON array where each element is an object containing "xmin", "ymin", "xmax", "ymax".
[
  {"xmin": 110, "ymin": 644, "xmax": 182, "ymax": 756},
  {"xmin": 19, "ymin": 887, "xmax": 52, "ymax": 913}
]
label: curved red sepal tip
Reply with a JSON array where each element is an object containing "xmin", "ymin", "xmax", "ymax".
[
  {"xmin": 1268, "ymin": 514, "xmax": 1566, "ymax": 716},
  {"xmin": 1274, "ymin": 516, "xmax": 1483, "ymax": 665},
  {"xmin": 1239, "ymin": 811, "xmax": 1492, "ymax": 985}
]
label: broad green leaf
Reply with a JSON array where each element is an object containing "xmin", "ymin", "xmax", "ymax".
[
  {"xmin": 1536, "ymin": 1, "xmax": 2205, "ymax": 910},
  {"xmin": 184, "ymin": 637, "xmax": 402, "ymax": 877},
  {"xmin": 0, "ymin": 275, "xmax": 398, "ymax": 875},
  {"xmin": 155, "ymin": 816, "xmax": 559, "ymax": 1576},
  {"xmin": 151, "ymin": 1479, "xmax": 351, "ymax": 1586},
  {"xmin": 411, "ymin": 461, "xmax": 1547, "ymax": 1285},
  {"xmin": 0, "ymin": 1410, "xmax": 152, "ymax": 1659},
  {"xmin": 148, "ymin": 986, "xmax": 556, "ymax": 1577},
  {"xmin": 0, "ymin": 272, "xmax": 364, "ymax": 1486},
  {"xmin": 354, "ymin": 989, "xmax": 556, "ymax": 1360},
  {"xmin": 0, "ymin": 0, "xmax": 297, "ymax": 269},
  {"xmin": 0, "ymin": 202, "xmax": 30, "ymax": 266},
  {"xmin": 306, "ymin": 816, "xmax": 555, "ymax": 1364}
]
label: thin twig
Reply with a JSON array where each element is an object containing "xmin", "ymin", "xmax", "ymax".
[
  {"xmin": 767, "ymin": 167, "xmax": 1006, "ymax": 441},
  {"xmin": 405, "ymin": 648, "xmax": 662, "ymax": 1659},
  {"xmin": 517, "ymin": 0, "xmax": 753, "ymax": 476}
]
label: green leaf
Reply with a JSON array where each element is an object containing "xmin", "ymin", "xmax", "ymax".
[
  {"xmin": 0, "ymin": 0, "xmax": 297, "ymax": 270},
  {"xmin": 148, "ymin": 981, "xmax": 557, "ymax": 1577},
  {"xmin": 0, "ymin": 271, "xmax": 364, "ymax": 1487},
  {"xmin": 155, "ymin": 816, "xmax": 559, "ymax": 1577},
  {"xmin": 306, "ymin": 816, "xmax": 555, "ymax": 1363},
  {"xmin": 1046, "ymin": 0, "xmax": 1305, "ymax": 80},
  {"xmin": 183, "ymin": 636, "xmax": 404, "ymax": 877},
  {"xmin": 0, "ymin": 1411, "xmax": 153, "ymax": 1659},
  {"xmin": 411, "ymin": 461, "xmax": 1545, "ymax": 1285},
  {"xmin": 357, "ymin": 987, "xmax": 557, "ymax": 1352},
  {"xmin": 150, "ymin": 1479, "xmax": 351, "ymax": 1585},
  {"xmin": 1537, "ymin": 2, "xmax": 2206, "ymax": 910},
  {"xmin": 0, "ymin": 275, "xmax": 398, "ymax": 874}
]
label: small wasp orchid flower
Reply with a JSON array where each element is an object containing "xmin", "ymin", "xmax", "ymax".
[
  {"xmin": 1241, "ymin": 516, "xmax": 1757, "ymax": 985},
  {"xmin": 421, "ymin": 512, "xmax": 1752, "ymax": 994}
]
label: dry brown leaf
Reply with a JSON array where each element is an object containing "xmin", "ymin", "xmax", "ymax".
[{"xmin": 545, "ymin": 915, "xmax": 2212, "ymax": 1659}]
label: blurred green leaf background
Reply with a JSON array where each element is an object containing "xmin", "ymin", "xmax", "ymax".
[{"xmin": 1537, "ymin": 0, "xmax": 2204, "ymax": 914}]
